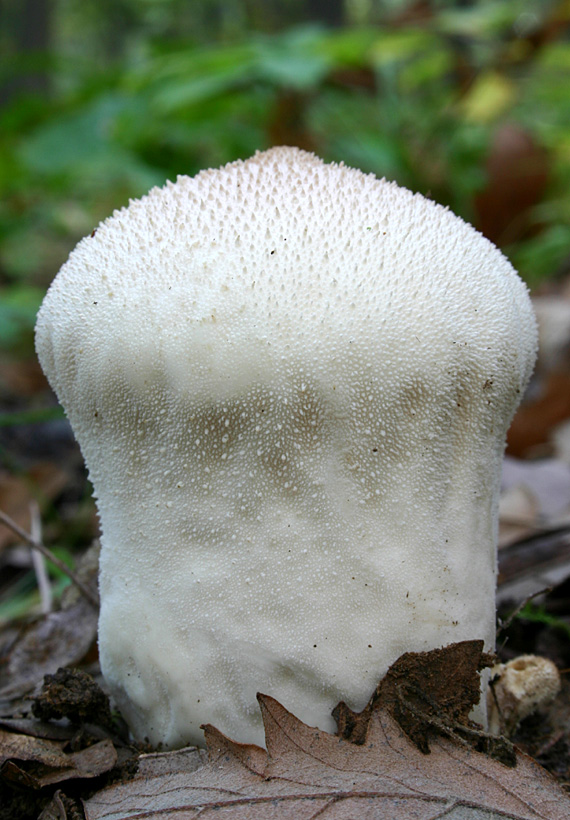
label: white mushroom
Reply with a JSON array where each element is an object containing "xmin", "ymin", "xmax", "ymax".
[
  {"xmin": 488, "ymin": 655, "xmax": 561, "ymax": 736},
  {"xmin": 35, "ymin": 147, "xmax": 537, "ymax": 748}
]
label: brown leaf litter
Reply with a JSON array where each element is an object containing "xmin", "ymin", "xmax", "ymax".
[
  {"xmin": 81, "ymin": 641, "xmax": 570, "ymax": 820},
  {"xmin": 2, "ymin": 639, "xmax": 569, "ymax": 819},
  {"xmin": 0, "ymin": 545, "xmax": 99, "ymax": 705}
]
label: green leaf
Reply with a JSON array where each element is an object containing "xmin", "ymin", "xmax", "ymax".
[
  {"xmin": 18, "ymin": 93, "xmax": 162, "ymax": 192},
  {"xmin": 315, "ymin": 27, "xmax": 379, "ymax": 66},
  {"xmin": 140, "ymin": 43, "xmax": 258, "ymax": 113},
  {"xmin": 438, "ymin": 1, "xmax": 531, "ymax": 38},
  {"xmin": 509, "ymin": 224, "xmax": 570, "ymax": 286},
  {"xmin": 253, "ymin": 27, "xmax": 332, "ymax": 90},
  {"xmin": 369, "ymin": 29, "xmax": 436, "ymax": 66},
  {"xmin": 518, "ymin": 602, "xmax": 570, "ymax": 639},
  {"xmin": 460, "ymin": 71, "xmax": 516, "ymax": 123}
]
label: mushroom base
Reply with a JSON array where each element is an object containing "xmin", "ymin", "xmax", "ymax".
[{"xmin": 95, "ymin": 376, "xmax": 499, "ymax": 748}]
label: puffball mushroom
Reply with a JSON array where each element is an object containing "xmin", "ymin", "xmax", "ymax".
[
  {"xmin": 35, "ymin": 146, "xmax": 537, "ymax": 749},
  {"xmin": 488, "ymin": 655, "xmax": 561, "ymax": 736}
]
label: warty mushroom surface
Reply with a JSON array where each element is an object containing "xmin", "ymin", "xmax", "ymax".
[{"xmin": 35, "ymin": 146, "xmax": 538, "ymax": 748}]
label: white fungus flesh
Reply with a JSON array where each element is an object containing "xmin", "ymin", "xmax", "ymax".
[{"xmin": 35, "ymin": 147, "xmax": 537, "ymax": 748}]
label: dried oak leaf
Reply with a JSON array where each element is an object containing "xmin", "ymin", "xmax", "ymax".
[
  {"xmin": 0, "ymin": 729, "xmax": 116, "ymax": 789},
  {"xmin": 83, "ymin": 641, "xmax": 570, "ymax": 820},
  {"xmin": 334, "ymin": 639, "xmax": 497, "ymax": 750},
  {"xmin": 38, "ymin": 789, "xmax": 85, "ymax": 820}
]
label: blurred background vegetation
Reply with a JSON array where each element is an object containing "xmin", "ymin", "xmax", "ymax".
[
  {"xmin": 1, "ymin": 0, "xmax": 570, "ymax": 359},
  {"xmin": 0, "ymin": 0, "xmax": 570, "ymax": 616}
]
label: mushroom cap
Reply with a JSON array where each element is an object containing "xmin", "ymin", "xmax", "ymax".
[
  {"xmin": 37, "ymin": 146, "xmax": 536, "ymax": 413},
  {"xmin": 36, "ymin": 147, "xmax": 538, "ymax": 748}
]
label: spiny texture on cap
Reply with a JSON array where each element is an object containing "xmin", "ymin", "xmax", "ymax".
[{"xmin": 36, "ymin": 147, "xmax": 537, "ymax": 748}]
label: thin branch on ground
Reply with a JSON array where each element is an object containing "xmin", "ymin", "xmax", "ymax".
[
  {"xmin": 0, "ymin": 508, "xmax": 99, "ymax": 608},
  {"xmin": 496, "ymin": 586, "xmax": 552, "ymax": 648},
  {"xmin": 30, "ymin": 500, "xmax": 53, "ymax": 613}
]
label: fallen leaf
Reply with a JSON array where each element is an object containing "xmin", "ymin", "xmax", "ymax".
[
  {"xmin": 38, "ymin": 789, "xmax": 78, "ymax": 820},
  {"xmin": 1, "ymin": 736, "xmax": 117, "ymax": 789},
  {"xmin": 0, "ymin": 717, "xmax": 75, "ymax": 742},
  {"xmin": 0, "ymin": 728, "xmax": 71, "ymax": 769},
  {"xmin": 83, "ymin": 642, "xmax": 570, "ymax": 820},
  {"xmin": 497, "ymin": 526, "xmax": 570, "ymax": 605},
  {"xmin": 35, "ymin": 740, "xmax": 117, "ymax": 788},
  {"xmin": 0, "ymin": 601, "xmax": 96, "ymax": 702},
  {"xmin": 333, "ymin": 640, "xmax": 498, "ymax": 753},
  {"xmin": 0, "ymin": 545, "xmax": 99, "ymax": 702},
  {"xmin": 83, "ymin": 699, "xmax": 570, "ymax": 819}
]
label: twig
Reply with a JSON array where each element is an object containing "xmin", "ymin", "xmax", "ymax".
[
  {"xmin": 30, "ymin": 500, "xmax": 53, "ymax": 614},
  {"xmin": 0, "ymin": 508, "xmax": 99, "ymax": 608},
  {"xmin": 496, "ymin": 586, "xmax": 552, "ymax": 647}
]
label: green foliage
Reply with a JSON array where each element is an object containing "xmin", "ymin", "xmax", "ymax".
[
  {"xmin": 0, "ymin": 286, "xmax": 45, "ymax": 352},
  {"xmin": 0, "ymin": 407, "xmax": 65, "ymax": 427},
  {"xmin": 1, "ymin": 0, "xmax": 570, "ymax": 358},
  {"xmin": 518, "ymin": 602, "xmax": 570, "ymax": 640},
  {"xmin": 0, "ymin": 549, "xmax": 73, "ymax": 624}
]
